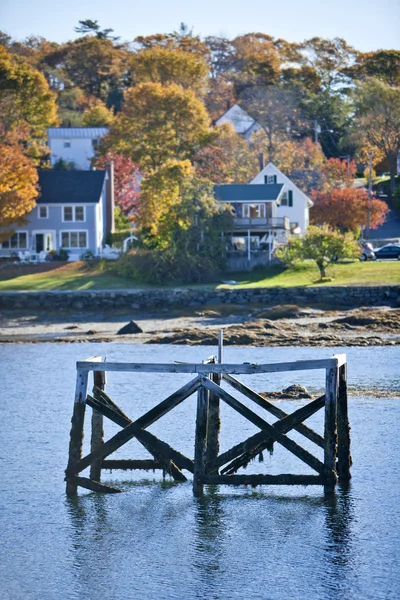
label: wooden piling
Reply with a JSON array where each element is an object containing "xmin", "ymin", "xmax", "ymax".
[
  {"xmin": 193, "ymin": 379, "xmax": 209, "ymax": 496},
  {"xmin": 66, "ymin": 369, "xmax": 89, "ymax": 495},
  {"xmin": 90, "ymin": 369, "xmax": 106, "ymax": 482},
  {"xmin": 336, "ymin": 363, "xmax": 352, "ymax": 481},
  {"xmin": 324, "ymin": 365, "xmax": 339, "ymax": 493}
]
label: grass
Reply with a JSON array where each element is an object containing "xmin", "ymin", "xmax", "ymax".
[{"xmin": 0, "ymin": 259, "xmax": 399, "ymax": 292}]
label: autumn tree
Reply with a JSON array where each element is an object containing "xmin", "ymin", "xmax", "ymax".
[
  {"xmin": 82, "ymin": 101, "xmax": 114, "ymax": 126},
  {"xmin": 93, "ymin": 151, "xmax": 141, "ymax": 217},
  {"xmin": 231, "ymin": 33, "xmax": 281, "ymax": 95},
  {"xmin": 193, "ymin": 124, "xmax": 258, "ymax": 183},
  {"xmin": 103, "ymin": 82, "xmax": 210, "ymax": 171},
  {"xmin": 204, "ymin": 75, "xmax": 237, "ymax": 122},
  {"xmin": 351, "ymin": 78, "xmax": 400, "ymax": 195},
  {"xmin": 127, "ymin": 47, "xmax": 209, "ymax": 96},
  {"xmin": 0, "ymin": 46, "xmax": 58, "ymax": 160},
  {"xmin": 241, "ymin": 86, "xmax": 305, "ymax": 161},
  {"xmin": 276, "ymin": 225, "xmax": 359, "ymax": 279},
  {"xmin": 320, "ymin": 157, "xmax": 357, "ymax": 192},
  {"xmin": 62, "ymin": 37, "xmax": 124, "ymax": 103},
  {"xmin": 0, "ymin": 139, "xmax": 39, "ymax": 241},
  {"xmin": 311, "ymin": 187, "xmax": 389, "ymax": 233},
  {"xmin": 119, "ymin": 160, "xmax": 233, "ymax": 283},
  {"xmin": 346, "ymin": 50, "xmax": 400, "ymax": 87}
]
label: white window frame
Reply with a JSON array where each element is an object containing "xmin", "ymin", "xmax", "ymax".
[
  {"xmin": 60, "ymin": 230, "xmax": 89, "ymax": 250},
  {"xmin": 38, "ymin": 206, "xmax": 49, "ymax": 219},
  {"xmin": 1, "ymin": 231, "xmax": 28, "ymax": 250},
  {"xmin": 280, "ymin": 191, "xmax": 288, "ymax": 206},
  {"xmin": 62, "ymin": 205, "xmax": 86, "ymax": 223},
  {"xmin": 267, "ymin": 175, "xmax": 275, "ymax": 185},
  {"xmin": 242, "ymin": 203, "xmax": 266, "ymax": 219}
]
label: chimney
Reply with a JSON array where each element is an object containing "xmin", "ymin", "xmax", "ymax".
[
  {"xmin": 258, "ymin": 153, "xmax": 264, "ymax": 172},
  {"xmin": 106, "ymin": 161, "xmax": 115, "ymax": 236}
]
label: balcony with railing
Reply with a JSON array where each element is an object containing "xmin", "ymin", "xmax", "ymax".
[{"xmin": 233, "ymin": 216, "xmax": 290, "ymax": 229}]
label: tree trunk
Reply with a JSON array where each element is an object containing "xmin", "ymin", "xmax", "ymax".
[
  {"xmin": 388, "ymin": 152, "xmax": 397, "ymax": 198},
  {"xmin": 317, "ymin": 261, "xmax": 326, "ymax": 279}
]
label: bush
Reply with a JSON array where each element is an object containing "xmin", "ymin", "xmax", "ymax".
[
  {"xmin": 79, "ymin": 250, "xmax": 97, "ymax": 261},
  {"xmin": 115, "ymin": 248, "xmax": 221, "ymax": 284}
]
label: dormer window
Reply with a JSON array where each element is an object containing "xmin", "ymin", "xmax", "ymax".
[{"xmin": 265, "ymin": 175, "xmax": 277, "ymax": 184}]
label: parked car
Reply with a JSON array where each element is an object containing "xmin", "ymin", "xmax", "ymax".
[
  {"xmin": 359, "ymin": 242, "xmax": 376, "ymax": 261},
  {"xmin": 373, "ymin": 244, "xmax": 400, "ymax": 261}
]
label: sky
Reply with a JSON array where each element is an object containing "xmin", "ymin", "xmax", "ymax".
[{"xmin": 1, "ymin": 0, "xmax": 399, "ymax": 52}]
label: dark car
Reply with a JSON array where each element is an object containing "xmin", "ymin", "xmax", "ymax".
[{"xmin": 373, "ymin": 244, "xmax": 400, "ymax": 260}]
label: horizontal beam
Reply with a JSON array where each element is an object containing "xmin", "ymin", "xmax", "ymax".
[
  {"xmin": 102, "ymin": 459, "xmax": 163, "ymax": 471},
  {"xmin": 204, "ymin": 474, "xmax": 325, "ymax": 486},
  {"xmin": 77, "ymin": 359, "xmax": 342, "ymax": 375}
]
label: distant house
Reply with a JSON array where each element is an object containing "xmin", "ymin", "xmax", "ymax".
[
  {"xmin": 0, "ymin": 170, "xmax": 114, "ymax": 261},
  {"xmin": 251, "ymin": 163, "xmax": 313, "ymax": 234},
  {"xmin": 215, "ymin": 104, "xmax": 262, "ymax": 140},
  {"xmin": 214, "ymin": 163, "xmax": 312, "ymax": 270},
  {"xmin": 47, "ymin": 127, "xmax": 108, "ymax": 170}
]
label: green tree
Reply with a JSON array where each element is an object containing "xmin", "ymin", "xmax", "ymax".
[
  {"xmin": 119, "ymin": 160, "xmax": 233, "ymax": 283},
  {"xmin": 103, "ymin": 82, "xmax": 210, "ymax": 171},
  {"xmin": 276, "ymin": 226, "xmax": 358, "ymax": 279},
  {"xmin": 351, "ymin": 78, "xmax": 400, "ymax": 195}
]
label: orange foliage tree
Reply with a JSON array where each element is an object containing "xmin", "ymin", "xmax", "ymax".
[
  {"xmin": 311, "ymin": 187, "xmax": 389, "ymax": 233},
  {"xmin": 0, "ymin": 141, "xmax": 39, "ymax": 241},
  {"xmin": 320, "ymin": 158, "xmax": 357, "ymax": 192}
]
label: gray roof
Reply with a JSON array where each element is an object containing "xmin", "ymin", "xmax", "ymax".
[
  {"xmin": 47, "ymin": 127, "xmax": 108, "ymax": 139},
  {"xmin": 37, "ymin": 170, "xmax": 107, "ymax": 204},
  {"xmin": 214, "ymin": 184, "xmax": 283, "ymax": 202}
]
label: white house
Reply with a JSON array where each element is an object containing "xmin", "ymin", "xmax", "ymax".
[
  {"xmin": 215, "ymin": 104, "xmax": 262, "ymax": 140},
  {"xmin": 250, "ymin": 163, "xmax": 313, "ymax": 235},
  {"xmin": 47, "ymin": 127, "xmax": 108, "ymax": 170}
]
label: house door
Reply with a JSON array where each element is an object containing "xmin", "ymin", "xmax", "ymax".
[
  {"xmin": 35, "ymin": 234, "xmax": 44, "ymax": 253},
  {"xmin": 35, "ymin": 233, "xmax": 53, "ymax": 253}
]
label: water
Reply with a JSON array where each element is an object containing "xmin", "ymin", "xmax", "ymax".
[{"xmin": 0, "ymin": 343, "xmax": 399, "ymax": 600}]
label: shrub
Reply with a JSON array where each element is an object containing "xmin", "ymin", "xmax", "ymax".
[{"xmin": 115, "ymin": 248, "xmax": 220, "ymax": 284}]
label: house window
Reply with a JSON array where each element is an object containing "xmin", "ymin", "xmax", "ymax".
[
  {"xmin": 63, "ymin": 141, "xmax": 71, "ymax": 148},
  {"xmin": 1, "ymin": 232, "xmax": 28, "ymax": 249},
  {"xmin": 280, "ymin": 191, "xmax": 293, "ymax": 207},
  {"xmin": 242, "ymin": 204, "xmax": 266, "ymax": 219},
  {"xmin": 63, "ymin": 206, "xmax": 85, "ymax": 222},
  {"xmin": 38, "ymin": 206, "xmax": 48, "ymax": 219},
  {"xmin": 61, "ymin": 231, "xmax": 88, "ymax": 249},
  {"xmin": 75, "ymin": 206, "xmax": 84, "ymax": 222},
  {"xmin": 265, "ymin": 175, "xmax": 276, "ymax": 185}
]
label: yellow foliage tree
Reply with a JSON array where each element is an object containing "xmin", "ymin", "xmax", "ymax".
[
  {"xmin": 0, "ymin": 142, "xmax": 39, "ymax": 241},
  {"xmin": 103, "ymin": 82, "xmax": 210, "ymax": 171}
]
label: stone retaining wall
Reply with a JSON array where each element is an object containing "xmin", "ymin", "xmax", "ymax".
[{"xmin": 1, "ymin": 285, "xmax": 399, "ymax": 311}]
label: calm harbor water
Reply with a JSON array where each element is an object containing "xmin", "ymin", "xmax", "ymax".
[{"xmin": 1, "ymin": 343, "xmax": 399, "ymax": 600}]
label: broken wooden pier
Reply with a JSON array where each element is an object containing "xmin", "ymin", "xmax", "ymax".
[{"xmin": 65, "ymin": 350, "xmax": 351, "ymax": 496}]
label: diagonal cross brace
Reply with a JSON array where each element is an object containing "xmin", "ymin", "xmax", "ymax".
[
  {"xmin": 202, "ymin": 377, "xmax": 325, "ymax": 475},
  {"xmin": 72, "ymin": 375, "xmax": 201, "ymax": 476},
  {"xmin": 223, "ymin": 374, "xmax": 324, "ymax": 448},
  {"xmin": 217, "ymin": 394, "xmax": 325, "ymax": 475}
]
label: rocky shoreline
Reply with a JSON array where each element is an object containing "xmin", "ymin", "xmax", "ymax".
[{"xmin": 1, "ymin": 303, "xmax": 399, "ymax": 347}]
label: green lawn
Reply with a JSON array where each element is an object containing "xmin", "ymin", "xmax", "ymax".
[{"xmin": 0, "ymin": 259, "xmax": 399, "ymax": 291}]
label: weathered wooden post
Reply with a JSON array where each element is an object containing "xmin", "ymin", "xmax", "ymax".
[
  {"xmin": 90, "ymin": 366, "xmax": 106, "ymax": 482},
  {"xmin": 336, "ymin": 363, "xmax": 352, "ymax": 481},
  {"xmin": 66, "ymin": 368, "xmax": 89, "ymax": 495},
  {"xmin": 193, "ymin": 378, "xmax": 209, "ymax": 496},
  {"xmin": 206, "ymin": 331, "xmax": 223, "ymax": 472},
  {"xmin": 324, "ymin": 363, "xmax": 339, "ymax": 493}
]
